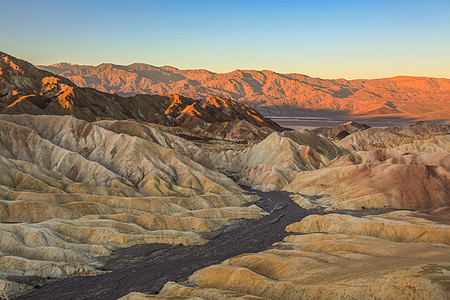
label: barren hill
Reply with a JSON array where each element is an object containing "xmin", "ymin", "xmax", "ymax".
[
  {"xmin": 1, "ymin": 51, "xmax": 449, "ymax": 299},
  {"xmin": 0, "ymin": 51, "xmax": 281, "ymax": 141},
  {"xmin": 38, "ymin": 62, "xmax": 450, "ymax": 122}
]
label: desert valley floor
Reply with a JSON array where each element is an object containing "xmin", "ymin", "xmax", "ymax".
[{"xmin": 0, "ymin": 52, "xmax": 449, "ymax": 300}]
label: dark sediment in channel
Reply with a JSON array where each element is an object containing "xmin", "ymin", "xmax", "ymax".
[{"xmin": 12, "ymin": 189, "xmax": 312, "ymax": 300}]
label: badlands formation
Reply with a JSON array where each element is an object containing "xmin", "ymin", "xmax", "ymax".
[
  {"xmin": 120, "ymin": 121, "xmax": 449, "ymax": 300},
  {"xmin": 0, "ymin": 51, "xmax": 448, "ymax": 299},
  {"xmin": 127, "ymin": 211, "xmax": 450, "ymax": 300}
]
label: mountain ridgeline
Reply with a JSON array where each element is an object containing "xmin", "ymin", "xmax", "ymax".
[
  {"xmin": 0, "ymin": 52, "xmax": 282, "ymax": 142},
  {"xmin": 38, "ymin": 61, "xmax": 450, "ymax": 122},
  {"xmin": 0, "ymin": 51, "xmax": 449, "ymax": 300}
]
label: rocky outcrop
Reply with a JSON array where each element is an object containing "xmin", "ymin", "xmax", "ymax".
[
  {"xmin": 392, "ymin": 121, "xmax": 450, "ymax": 137},
  {"xmin": 287, "ymin": 212, "xmax": 450, "ymax": 245},
  {"xmin": 205, "ymin": 119, "xmax": 275, "ymax": 142},
  {"xmin": 0, "ymin": 279, "xmax": 34, "ymax": 300},
  {"xmin": 328, "ymin": 149, "xmax": 450, "ymax": 169},
  {"xmin": 337, "ymin": 122, "xmax": 450, "ymax": 152},
  {"xmin": 119, "ymin": 286, "xmax": 265, "ymax": 299},
  {"xmin": 92, "ymin": 119, "xmax": 214, "ymax": 168},
  {"xmin": 283, "ymin": 162, "xmax": 449, "ymax": 210}
]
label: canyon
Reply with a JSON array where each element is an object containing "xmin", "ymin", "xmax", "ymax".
[{"xmin": 0, "ymin": 51, "xmax": 448, "ymax": 299}]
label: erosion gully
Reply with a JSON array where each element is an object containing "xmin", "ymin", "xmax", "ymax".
[{"xmin": 10, "ymin": 188, "xmax": 388, "ymax": 300}]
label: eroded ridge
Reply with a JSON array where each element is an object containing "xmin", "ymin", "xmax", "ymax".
[
  {"xmin": 124, "ymin": 211, "xmax": 450, "ymax": 300},
  {"xmin": 0, "ymin": 114, "xmax": 271, "ymax": 299}
]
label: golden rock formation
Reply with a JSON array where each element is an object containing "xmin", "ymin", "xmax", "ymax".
[
  {"xmin": 227, "ymin": 129, "xmax": 347, "ymax": 191},
  {"xmin": 136, "ymin": 212, "xmax": 450, "ymax": 300},
  {"xmin": 283, "ymin": 162, "xmax": 449, "ymax": 210},
  {"xmin": 0, "ymin": 114, "xmax": 264, "ymax": 282}
]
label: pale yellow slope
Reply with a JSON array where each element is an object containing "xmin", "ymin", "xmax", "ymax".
[
  {"xmin": 0, "ymin": 114, "xmax": 265, "ymax": 282},
  {"xmin": 229, "ymin": 129, "xmax": 347, "ymax": 191},
  {"xmin": 140, "ymin": 212, "xmax": 450, "ymax": 300}
]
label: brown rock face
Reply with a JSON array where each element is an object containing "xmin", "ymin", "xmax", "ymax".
[
  {"xmin": 38, "ymin": 61, "xmax": 450, "ymax": 122},
  {"xmin": 283, "ymin": 159, "xmax": 449, "ymax": 210},
  {"xmin": 0, "ymin": 52, "xmax": 282, "ymax": 142}
]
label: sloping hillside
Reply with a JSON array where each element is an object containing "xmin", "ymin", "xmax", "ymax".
[
  {"xmin": 38, "ymin": 61, "xmax": 450, "ymax": 121},
  {"xmin": 0, "ymin": 52, "xmax": 282, "ymax": 142}
]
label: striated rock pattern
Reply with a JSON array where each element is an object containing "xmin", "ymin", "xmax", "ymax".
[
  {"xmin": 0, "ymin": 279, "xmax": 34, "ymax": 300},
  {"xmin": 0, "ymin": 114, "xmax": 264, "ymax": 284},
  {"xmin": 283, "ymin": 162, "xmax": 449, "ymax": 210},
  {"xmin": 328, "ymin": 148, "xmax": 450, "ymax": 169},
  {"xmin": 219, "ymin": 122, "xmax": 450, "ymax": 210},
  {"xmin": 120, "ymin": 286, "xmax": 265, "ymax": 299},
  {"xmin": 130, "ymin": 212, "xmax": 450, "ymax": 300},
  {"xmin": 1, "ymin": 119, "xmax": 448, "ymax": 298},
  {"xmin": 37, "ymin": 61, "xmax": 450, "ymax": 122},
  {"xmin": 337, "ymin": 121, "xmax": 450, "ymax": 152},
  {"xmin": 206, "ymin": 122, "xmax": 449, "ymax": 211},
  {"xmin": 287, "ymin": 212, "xmax": 450, "ymax": 245},
  {"xmin": 212, "ymin": 129, "xmax": 347, "ymax": 191},
  {"xmin": 312, "ymin": 121, "xmax": 370, "ymax": 140}
]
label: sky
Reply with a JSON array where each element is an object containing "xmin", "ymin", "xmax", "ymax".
[{"xmin": 1, "ymin": 0, "xmax": 449, "ymax": 79}]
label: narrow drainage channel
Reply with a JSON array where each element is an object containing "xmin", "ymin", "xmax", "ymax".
[{"xmin": 11, "ymin": 188, "xmax": 312, "ymax": 300}]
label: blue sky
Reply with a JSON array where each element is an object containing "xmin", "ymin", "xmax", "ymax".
[{"xmin": 1, "ymin": 0, "xmax": 449, "ymax": 79}]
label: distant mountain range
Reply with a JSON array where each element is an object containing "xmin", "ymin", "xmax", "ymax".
[
  {"xmin": 38, "ymin": 62, "xmax": 450, "ymax": 122},
  {"xmin": 0, "ymin": 51, "xmax": 281, "ymax": 142}
]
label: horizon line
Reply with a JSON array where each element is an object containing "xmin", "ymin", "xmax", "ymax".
[{"xmin": 35, "ymin": 60, "xmax": 450, "ymax": 81}]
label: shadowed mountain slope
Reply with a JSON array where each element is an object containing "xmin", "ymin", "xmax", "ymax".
[
  {"xmin": 38, "ymin": 61, "xmax": 450, "ymax": 122},
  {"xmin": 0, "ymin": 52, "xmax": 282, "ymax": 142}
]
